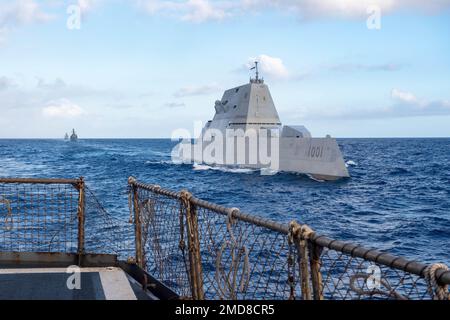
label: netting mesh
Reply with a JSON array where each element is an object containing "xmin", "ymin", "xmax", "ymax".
[
  {"xmin": 0, "ymin": 179, "xmax": 132, "ymax": 259},
  {"xmin": 319, "ymin": 248, "xmax": 430, "ymax": 300},
  {"xmin": 130, "ymin": 180, "xmax": 450, "ymax": 301},
  {"xmin": 134, "ymin": 186, "xmax": 192, "ymax": 298},
  {"xmin": 0, "ymin": 182, "xmax": 79, "ymax": 253},
  {"xmin": 196, "ymin": 206, "xmax": 297, "ymax": 300},
  {"xmin": 84, "ymin": 186, "xmax": 133, "ymax": 260},
  {"xmin": 132, "ymin": 184, "xmax": 299, "ymax": 300},
  {"xmin": 1, "ymin": 178, "xmax": 448, "ymax": 301}
]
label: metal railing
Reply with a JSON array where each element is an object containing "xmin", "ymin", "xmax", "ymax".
[
  {"xmin": 0, "ymin": 178, "xmax": 84, "ymax": 255},
  {"xmin": 2, "ymin": 177, "xmax": 448, "ymax": 300},
  {"xmin": 0, "ymin": 177, "xmax": 131, "ymax": 260},
  {"xmin": 128, "ymin": 177, "xmax": 450, "ymax": 300}
]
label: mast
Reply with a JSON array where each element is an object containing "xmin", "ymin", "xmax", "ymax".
[{"xmin": 250, "ymin": 61, "xmax": 263, "ymax": 84}]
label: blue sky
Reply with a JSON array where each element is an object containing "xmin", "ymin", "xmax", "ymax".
[{"xmin": 0, "ymin": 0, "xmax": 449, "ymax": 138}]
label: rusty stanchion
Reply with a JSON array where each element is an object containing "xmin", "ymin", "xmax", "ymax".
[
  {"xmin": 76, "ymin": 177, "xmax": 85, "ymax": 264},
  {"xmin": 129, "ymin": 177, "xmax": 145, "ymax": 269},
  {"xmin": 181, "ymin": 190, "xmax": 204, "ymax": 300},
  {"xmin": 191, "ymin": 202, "xmax": 205, "ymax": 300},
  {"xmin": 289, "ymin": 221, "xmax": 313, "ymax": 300},
  {"xmin": 308, "ymin": 241, "xmax": 324, "ymax": 300}
]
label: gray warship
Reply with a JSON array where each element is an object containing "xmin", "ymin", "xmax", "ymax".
[
  {"xmin": 174, "ymin": 63, "xmax": 349, "ymax": 181},
  {"xmin": 70, "ymin": 129, "xmax": 78, "ymax": 142}
]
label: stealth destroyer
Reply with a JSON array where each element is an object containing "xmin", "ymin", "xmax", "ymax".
[{"xmin": 175, "ymin": 63, "xmax": 349, "ymax": 181}]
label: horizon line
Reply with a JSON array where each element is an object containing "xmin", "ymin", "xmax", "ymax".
[{"xmin": 0, "ymin": 136, "xmax": 449, "ymax": 140}]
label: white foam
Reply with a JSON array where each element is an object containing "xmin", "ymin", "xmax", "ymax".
[
  {"xmin": 217, "ymin": 167, "xmax": 255, "ymax": 174},
  {"xmin": 193, "ymin": 164, "xmax": 212, "ymax": 171},
  {"xmin": 193, "ymin": 163, "xmax": 255, "ymax": 174},
  {"xmin": 346, "ymin": 160, "xmax": 358, "ymax": 167},
  {"xmin": 260, "ymin": 168, "xmax": 279, "ymax": 176},
  {"xmin": 306, "ymin": 174, "xmax": 326, "ymax": 182}
]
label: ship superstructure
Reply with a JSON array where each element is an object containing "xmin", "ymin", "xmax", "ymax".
[
  {"xmin": 70, "ymin": 129, "xmax": 78, "ymax": 142},
  {"xmin": 175, "ymin": 63, "xmax": 349, "ymax": 181}
]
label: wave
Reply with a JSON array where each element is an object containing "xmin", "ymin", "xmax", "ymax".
[
  {"xmin": 149, "ymin": 150, "xmax": 171, "ymax": 157},
  {"xmin": 345, "ymin": 160, "xmax": 358, "ymax": 167},
  {"xmin": 389, "ymin": 167, "xmax": 410, "ymax": 175},
  {"xmin": 306, "ymin": 174, "xmax": 325, "ymax": 182},
  {"xmin": 145, "ymin": 160, "xmax": 175, "ymax": 165},
  {"xmin": 193, "ymin": 163, "xmax": 256, "ymax": 174}
]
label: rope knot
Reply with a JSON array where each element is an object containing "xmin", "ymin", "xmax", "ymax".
[
  {"xmin": 128, "ymin": 176, "xmax": 137, "ymax": 185},
  {"xmin": 425, "ymin": 263, "xmax": 450, "ymax": 300},
  {"xmin": 300, "ymin": 225, "xmax": 314, "ymax": 240},
  {"xmin": 180, "ymin": 190, "xmax": 192, "ymax": 201},
  {"xmin": 227, "ymin": 208, "xmax": 239, "ymax": 226},
  {"xmin": 289, "ymin": 221, "xmax": 314, "ymax": 241},
  {"xmin": 180, "ymin": 190, "xmax": 193, "ymax": 208}
]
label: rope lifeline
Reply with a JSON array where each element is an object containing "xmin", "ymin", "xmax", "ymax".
[
  {"xmin": 215, "ymin": 208, "xmax": 250, "ymax": 300},
  {"xmin": 425, "ymin": 263, "xmax": 450, "ymax": 300}
]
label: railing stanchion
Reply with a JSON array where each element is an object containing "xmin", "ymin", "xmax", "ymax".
[
  {"xmin": 77, "ymin": 177, "xmax": 85, "ymax": 265},
  {"xmin": 309, "ymin": 241, "xmax": 324, "ymax": 300},
  {"xmin": 290, "ymin": 221, "xmax": 313, "ymax": 300},
  {"xmin": 129, "ymin": 178, "xmax": 145, "ymax": 269},
  {"xmin": 181, "ymin": 190, "xmax": 204, "ymax": 300}
]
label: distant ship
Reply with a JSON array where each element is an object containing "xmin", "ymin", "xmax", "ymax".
[
  {"xmin": 64, "ymin": 133, "xmax": 69, "ymax": 140},
  {"xmin": 175, "ymin": 62, "xmax": 349, "ymax": 181},
  {"xmin": 70, "ymin": 129, "xmax": 78, "ymax": 142}
]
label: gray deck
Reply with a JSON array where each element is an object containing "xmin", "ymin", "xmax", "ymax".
[
  {"xmin": 0, "ymin": 252, "xmax": 176, "ymax": 300},
  {"xmin": 0, "ymin": 267, "xmax": 153, "ymax": 300}
]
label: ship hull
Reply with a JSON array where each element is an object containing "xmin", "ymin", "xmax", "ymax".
[{"xmin": 174, "ymin": 136, "xmax": 349, "ymax": 181}]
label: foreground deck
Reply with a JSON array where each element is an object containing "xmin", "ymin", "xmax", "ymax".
[
  {"xmin": 1, "ymin": 177, "xmax": 449, "ymax": 300},
  {"xmin": 0, "ymin": 252, "xmax": 177, "ymax": 300}
]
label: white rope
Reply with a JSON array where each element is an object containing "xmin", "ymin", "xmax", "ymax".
[
  {"xmin": 215, "ymin": 209, "xmax": 250, "ymax": 299},
  {"xmin": 349, "ymin": 273, "xmax": 408, "ymax": 300},
  {"xmin": 425, "ymin": 263, "xmax": 450, "ymax": 300}
]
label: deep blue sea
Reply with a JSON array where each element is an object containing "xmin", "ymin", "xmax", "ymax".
[{"xmin": 0, "ymin": 138, "xmax": 449, "ymax": 264}]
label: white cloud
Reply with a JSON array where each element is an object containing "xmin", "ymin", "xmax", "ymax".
[
  {"xmin": 389, "ymin": 89, "xmax": 450, "ymax": 115},
  {"xmin": 42, "ymin": 99, "xmax": 86, "ymax": 118},
  {"xmin": 292, "ymin": 89, "xmax": 450, "ymax": 120},
  {"xmin": 0, "ymin": 0, "xmax": 52, "ymax": 24},
  {"xmin": 76, "ymin": 0, "xmax": 103, "ymax": 14},
  {"xmin": 164, "ymin": 102, "xmax": 186, "ymax": 108},
  {"xmin": 137, "ymin": 0, "xmax": 229, "ymax": 22},
  {"xmin": 174, "ymin": 83, "xmax": 222, "ymax": 97},
  {"xmin": 0, "ymin": 76, "xmax": 15, "ymax": 91},
  {"xmin": 268, "ymin": 0, "xmax": 395, "ymax": 19},
  {"xmin": 262, "ymin": 0, "xmax": 450, "ymax": 18},
  {"xmin": 35, "ymin": 76, "xmax": 112, "ymax": 98},
  {"xmin": 36, "ymin": 77, "xmax": 67, "ymax": 90},
  {"xmin": 136, "ymin": 0, "xmax": 450, "ymax": 22},
  {"xmin": 391, "ymin": 88, "xmax": 419, "ymax": 105},
  {"xmin": 181, "ymin": 0, "xmax": 228, "ymax": 22},
  {"xmin": 246, "ymin": 55, "xmax": 290, "ymax": 80},
  {"xmin": 0, "ymin": 0, "xmax": 52, "ymax": 43}
]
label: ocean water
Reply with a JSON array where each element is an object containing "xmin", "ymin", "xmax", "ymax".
[{"xmin": 0, "ymin": 138, "xmax": 449, "ymax": 264}]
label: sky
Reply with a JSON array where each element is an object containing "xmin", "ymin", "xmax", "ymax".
[{"xmin": 0, "ymin": 0, "xmax": 449, "ymax": 138}]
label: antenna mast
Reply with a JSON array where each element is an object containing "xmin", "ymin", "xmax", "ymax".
[{"xmin": 250, "ymin": 61, "xmax": 263, "ymax": 83}]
